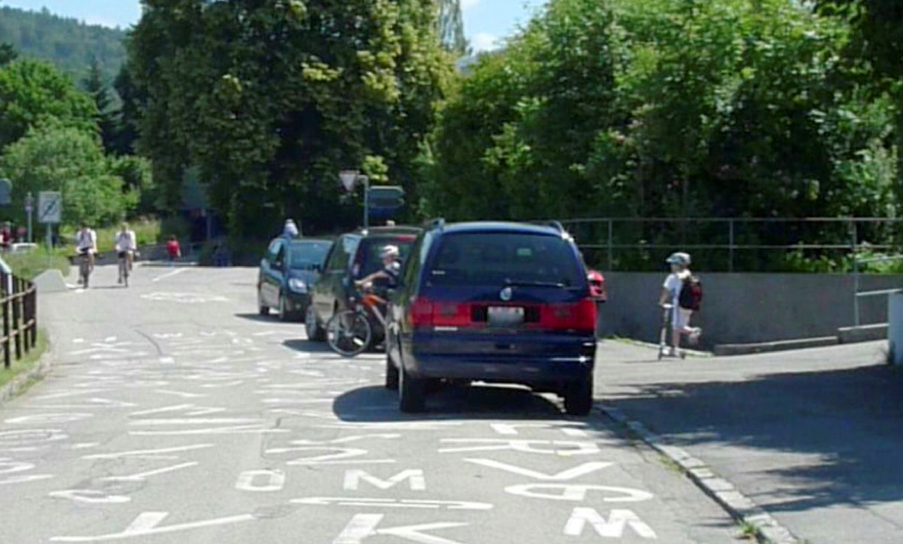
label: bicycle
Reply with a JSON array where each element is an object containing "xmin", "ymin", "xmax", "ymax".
[
  {"xmin": 326, "ymin": 288, "xmax": 388, "ymax": 358},
  {"xmin": 118, "ymin": 251, "xmax": 132, "ymax": 287},
  {"xmin": 78, "ymin": 252, "xmax": 92, "ymax": 288}
]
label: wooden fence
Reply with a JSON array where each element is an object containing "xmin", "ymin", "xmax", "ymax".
[{"xmin": 0, "ymin": 272, "xmax": 37, "ymax": 369}]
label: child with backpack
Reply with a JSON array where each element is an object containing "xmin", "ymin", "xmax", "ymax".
[{"xmin": 659, "ymin": 252, "xmax": 703, "ymax": 357}]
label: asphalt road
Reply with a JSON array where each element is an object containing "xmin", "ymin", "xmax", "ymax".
[{"xmin": 0, "ymin": 264, "xmax": 742, "ymax": 544}]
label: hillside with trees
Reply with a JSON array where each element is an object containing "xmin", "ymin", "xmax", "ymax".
[{"xmin": 0, "ymin": 6, "xmax": 126, "ymax": 81}]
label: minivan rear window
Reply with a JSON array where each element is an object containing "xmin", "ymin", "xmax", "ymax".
[
  {"xmin": 427, "ymin": 233, "xmax": 584, "ymax": 287},
  {"xmin": 353, "ymin": 236, "xmax": 416, "ymax": 278}
]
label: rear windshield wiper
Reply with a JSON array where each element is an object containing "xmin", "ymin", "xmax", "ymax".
[{"xmin": 504, "ymin": 279, "xmax": 567, "ymax": 288}]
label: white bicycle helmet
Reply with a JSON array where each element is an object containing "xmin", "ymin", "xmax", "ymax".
[{"xmin": 666, "ymin": 252, "xmax": 691, "ymax": 266}]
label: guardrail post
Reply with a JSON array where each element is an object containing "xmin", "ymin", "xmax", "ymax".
[
  {"xmin": 728, "ymin": 219, "xmax": 735, "ymax": 273},
  {"xmin": 852, "ymin": 220, "xmax": 860, "ymax": 327},
  {"xmin": 12, "ymin": 278, "xmax": 21, "ymax": 361},
  {"xmin": 2, "ymin": 273, "xmax": 9, "ymax": 370},
  {"xmin": 607, "ymin": 220, "xmax": 613, "ymax": 271}
]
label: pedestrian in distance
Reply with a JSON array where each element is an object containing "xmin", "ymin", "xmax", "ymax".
[
  {"xmin": 166, "ymin": 235, "xmax": 181, "ymax": 266},
  {"xmin": 283, "ymin": 219, "xmax": 300, "ymax": 239},
  {"xmin": 659, "ymin": 252, "xmax": 703, "ymax": 358}
]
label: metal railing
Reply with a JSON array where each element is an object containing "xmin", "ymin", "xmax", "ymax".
[
  {"xmin": 558, "ymin": 217, "xmax": 903, "ymax": 273},
  {"xmin": 0, "ymin": 271, "xmax": 37, "ymax": 369},
  {"xmin": 853, "ymin": 254, "xmax": 903, "ymax": 327}
]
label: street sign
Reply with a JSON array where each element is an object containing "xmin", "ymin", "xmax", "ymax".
[
  {"xmin": 37, "ymin": 192, "xmax": 62, "ymax": 224},
  {"xmin": 339, "ymin": 170, "xmax": 359, "ymax": 192},
  {"xmin": 24, "ymin": 193, "xmax": 33, "ymax": 213},
  {"xmin": 368, "ymin": 186, "xmax": 405, "ymax": 209},
  {"xmin": 0, "ymin": 179, "xmax": 11, "ymax": 206}
]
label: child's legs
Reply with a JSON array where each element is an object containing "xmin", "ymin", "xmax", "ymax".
[{"xmin": 671, "ymin": 308, "xmax": 693, "ymax": 347}]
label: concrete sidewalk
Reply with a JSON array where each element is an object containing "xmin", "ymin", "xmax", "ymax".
[{"xmin": 596, "ymin": 340, "xmax": 903, "ymax": 544}]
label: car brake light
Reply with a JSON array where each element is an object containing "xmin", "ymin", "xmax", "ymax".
[
  {"xmin": 409, "ymin": 298, "xmax": 434, "ymax": 327},
  {"xmin": 539, "ymin": 299, "xmax": 597, "ymax": 332},
  {"xmin": 408, "ymin": 298, "xmax": 477, "ymax": 329}
]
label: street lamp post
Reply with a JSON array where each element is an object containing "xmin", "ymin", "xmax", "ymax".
[{"xmin": 24, "ymin": 192, "xmax": 33, "ymax": 243}]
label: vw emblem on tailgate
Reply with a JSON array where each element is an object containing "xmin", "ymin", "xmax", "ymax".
[{"xmin": 500, "ymin": 287, "xmax": 513, "ymax": 301}]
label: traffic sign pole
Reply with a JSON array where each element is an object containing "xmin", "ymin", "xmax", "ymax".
[
  {"xmin": 25, "ymin": 192, "xmax": 33, "ymax": 243},
  {"xmin": 361, "ymin": 176, "xmax": 370, "ymax": 230}
]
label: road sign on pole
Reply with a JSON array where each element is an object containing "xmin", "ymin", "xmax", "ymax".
[
  {"xmin": 339, "ymin": 170, "xmax": 359, "ymax": 193},
  {"xmin": 37, "ymin": 192, "xmax": 62, "ymax": 225}
]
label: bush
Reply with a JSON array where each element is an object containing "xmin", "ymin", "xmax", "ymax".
[{"xmin": 4, "ymin": 249, "xmax": 70, "ymax": 280}]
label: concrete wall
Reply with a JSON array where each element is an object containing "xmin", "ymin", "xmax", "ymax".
[{"xmin": 597, "ymin": 273, "xmax": 903, "ymax": 346}]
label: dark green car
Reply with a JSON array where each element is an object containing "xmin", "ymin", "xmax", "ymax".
[{"xmin": 258, "ymin": 237, "xmax": 332, "ymax": 321}]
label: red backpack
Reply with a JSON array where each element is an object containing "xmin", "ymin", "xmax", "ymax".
[{"xmin": 679, "ymin": 276, "xmax": 703, "ymax": 311}]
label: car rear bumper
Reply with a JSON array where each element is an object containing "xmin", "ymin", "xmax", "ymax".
[{"xmin": 402, "ymin": 332, "xmax": 596, "ymax": 384}]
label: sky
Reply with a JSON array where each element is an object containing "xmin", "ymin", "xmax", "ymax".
[{"xmin": 0, "ymin": 0, "xmax": 544, "ymax": 52}]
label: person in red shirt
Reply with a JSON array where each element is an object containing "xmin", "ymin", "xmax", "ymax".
[{"xmin": 166, "ymin": 235, "xmax": 181, "ymax": 266}]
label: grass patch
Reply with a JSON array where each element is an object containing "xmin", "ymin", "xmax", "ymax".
[
  {"xmin": 739, "ymin": 521, "xmax": 760, "ymax": 541},
  {"xmin": 4, "ymin": 249, "xmax": 70, "ymax": 280},
  {"xmin": 0, "ymin": 329, "xmax": 48, "ymax": 393}
]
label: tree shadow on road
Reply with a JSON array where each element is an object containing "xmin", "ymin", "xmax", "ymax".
[{"xmin": 601, "ymin": 361, "xmax": 903, "ymax": 516}]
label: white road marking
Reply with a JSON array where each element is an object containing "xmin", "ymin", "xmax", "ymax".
[
  {"xmin": 130, "ymin": 425, "xmax": 288, "ymax": 436},
  {"xmin": 50, "ymin": 511, "xmax": 256, "ymax": 542},
  {"xmin": 153, "ymin": 268, "xmax": 189, "ymax": 283},
  {"xmin": 129, "ymin": 418, "xmax": 260, "ymax": 425},
  {"xmin": 344, "ymin": 470, "xmax": 426, "ymax": 491},
  {"xmin": 439, "ymin": 439, "xmax": 601, "ymax": 456},
  {"xmin": 464, "ymin": 459, "xmax": 613, "ymax": 481},
  {"xmin": 102, "ymin": 461, "xmax": 198, "ymax": 482},
  {"xmin": 334, "ymin": 514, "xmax": 468, "ymax": 544},
  {"xmin": 0, "ymin": 429, "xmax": 68, "ymax": 446},
  {"xmin": 159, "ymin": 357, "xmax": 175, "ymax": 364},
  {"xmin": 564, "ymin": 508, "xmax": 657, "ymax": 539},
  {"xmin": 0, "ymin": 474, "xmax": 53, "ymax": 485},
  {"xmin": 505, "ymin": 484, "xmax": 654, "ymax": 502},
  {"xmin": 156, "ymin": 389, "xmax": 207, "ymax": 399},
  {"xmin": 296, "ymin": 498, "xmax": 491, "ymax": 510},
  {"xmin": 71, "ymin": 443, "xmax": 99, "ymax": 450},
  {"xmin": 5, "ymin": 413, "xmax": 93, "ymax": 425},
  {"xmin": 48, "ymin": 490, "xmax": 131, "ymax": 504},
  {"xmin": 490, "ymin": 422, "xmax": 589, "ymax": 437},
  {"xmin": 83, "ymin": 444, "xmax": 214, "ymax": 460},
  {"xmin": 235, "ymin": 469, "xmax": 285, "ymax": 492}
]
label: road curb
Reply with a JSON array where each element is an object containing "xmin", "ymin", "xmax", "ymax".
[
  {"xmin": 597, "ymin": 404, "xmax": 800, "ymax": 544},
  {"xmin": 0, "ymin": 339, "xmax": 54, "ymax": 407}
]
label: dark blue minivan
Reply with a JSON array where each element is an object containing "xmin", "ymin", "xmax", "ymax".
[{"xmin": 385, "ymin": 221, "xmax": 598, "ymax": 415}]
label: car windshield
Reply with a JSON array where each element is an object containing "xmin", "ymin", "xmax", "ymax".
[
  {"xmin": 289, "ymin": 241, "xmax": 331, "ymax": 269},
  {"xmin": 427, "ymin": 232, "xmax": 584, "ymax": 287},
  {"xmin": 353, "ymin": 236, "xmax": 416, "ymax": 278}
]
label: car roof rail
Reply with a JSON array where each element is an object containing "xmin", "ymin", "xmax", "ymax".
[
  {"xmin": 426, "ymin": 218, "xmax": 446, "ymax": 231},
  {"xmin": 529, "ymin": 220, "xmax": 565, "ymax": 233}
]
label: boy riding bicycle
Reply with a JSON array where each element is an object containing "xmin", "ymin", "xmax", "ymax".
[{"xmin": 115, "ymin": 223, "xmax": 137, "ymax": 284}]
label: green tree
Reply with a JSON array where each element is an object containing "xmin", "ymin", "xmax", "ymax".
[
  {"xmin": 82, "ymin": 57, "xmax": 118, "ymax": 154},
  {"xmin": 0, "ymin": 58, "xmax": 97, "ymax": 150},
  {"xmin": 0, "ymin": 124, "xmax": 135, "ymax": 227},
  {"xmin": 127, "ymin": 0, "xmax": 453, "ymax": 237},
  {"xmin": 0, "ymin": 43, "xmax": 17, "ymax": 66},
  {"xmin": 438, "ymin": 0, "xmax": 467, "ymax": 55}
]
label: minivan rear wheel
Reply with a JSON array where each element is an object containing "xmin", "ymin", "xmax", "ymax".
[
  {"xmin": 563, "ymin": 373, "xmax": 594, "ymax": 416},
  {"xmin": 399, "ymin": 363, "xmax": 424, "ymax": 413}
]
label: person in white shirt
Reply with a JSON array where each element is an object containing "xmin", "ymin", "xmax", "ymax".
[
  {"xmin": 76, "ymin": 222, "xmax": 98, "ymax": 277},
  {"xmin": 115, "ymin": 223, "xmax": 137, "ymax": 283},
  {"xmin": 659, "ymin": 252, "xmax": 702, "ymax": 357}
]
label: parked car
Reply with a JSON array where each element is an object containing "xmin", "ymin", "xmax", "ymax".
[
  {"xmin": 306, "ymin": 226, "xmax": 421, "ymax": 342},
  {"xmin": 385, "ymin": 220, "xmax": 598, "ymax": 415},
  {"xmin": 258, "ymin": 237, "xmax": 332, "ymax": 321}
]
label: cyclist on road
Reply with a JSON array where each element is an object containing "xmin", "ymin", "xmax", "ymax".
[
  {"xmin": 115, "ymin": 223, "xmax": 137, "ymax": 284},
  {"xmin": 76, "ymin": 222, "xmax": 98, "ymax": 268},
  {"xmin": 356, "ymin": 245, "xmax": 401, "ymax": 291}
]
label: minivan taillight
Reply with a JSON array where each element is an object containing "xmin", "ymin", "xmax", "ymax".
[
  {"xmin": 408, "ymin": 298, "xmax": 478, "ymax": 329},
  {"xmin": 539, "ymin": 299, "xmax": 597, "ymax": 333},
  {"xmin": 409, "ymin": 298, "xmax": 434, "ymax": 327}
]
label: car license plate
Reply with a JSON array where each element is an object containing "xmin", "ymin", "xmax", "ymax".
[{"xmin": 488, "ymin": 306, "xmax": 524, "ymax": 327}]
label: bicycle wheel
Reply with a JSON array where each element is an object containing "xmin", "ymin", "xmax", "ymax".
[{"xmin": 326, "ymin": 310, "xmax": 372, "ymax": 358}]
